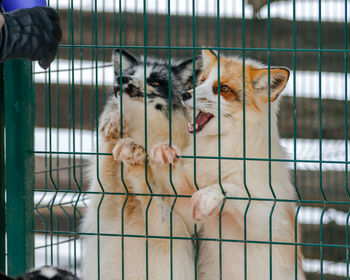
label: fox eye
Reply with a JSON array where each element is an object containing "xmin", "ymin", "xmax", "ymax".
[
  {"xmin": 220, "ymin": 85, "xmax": 232, "ymax": 92},
  {"xmin": 150, "ymin": 81, "xmax": 160, "ymax": 87}
]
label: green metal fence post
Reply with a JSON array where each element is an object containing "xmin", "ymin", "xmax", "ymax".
[
  {"xmin": 4, "ymin": 60, "xmax": 34, "ymax": 276},
  {"xmin": 0, "ymin": 63, "xmax": 5, "ymax": 274}
]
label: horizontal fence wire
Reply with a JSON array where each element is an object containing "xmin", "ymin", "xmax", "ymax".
[{"xmin": 57, "ymin": 45, "xmax": 350, "ymax": 52}]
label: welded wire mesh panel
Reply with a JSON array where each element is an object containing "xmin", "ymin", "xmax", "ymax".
[{"xmin": 27, "ymin": 0, "xmax": 350, "ymax": 279}]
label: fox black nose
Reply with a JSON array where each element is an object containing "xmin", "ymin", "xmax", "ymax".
[
  {"xmin": 181, "ymin": 91, "xmax": 192, "ymax": 101},
  {"xmin": 116, "ymin": 76, "xmax": 130, "ymax": 84}
]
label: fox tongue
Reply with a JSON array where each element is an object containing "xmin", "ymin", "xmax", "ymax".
[
  {"xmin": 196, "ymin": 111, "xmax": 213, "ymax": 127},
  {"xmin": 187, "ymin": 111, "xmax": 214, "ymax": 133}
]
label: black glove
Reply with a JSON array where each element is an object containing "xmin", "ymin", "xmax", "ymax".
[{"xmin": 0, "ymin": 6, "xmax": 62, "ymax": 69}]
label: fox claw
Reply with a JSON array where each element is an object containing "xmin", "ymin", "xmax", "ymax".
[
  {"xmin": 99, "ymin": 114, "xmax": 127, "ymax": 142},
  {"xmin": 113, "ymin": 138, "xmax": 146, "ymax": 165},
  {"xmin": 150, "ymin": 143, "xmax": 180, "ymax": 165}
]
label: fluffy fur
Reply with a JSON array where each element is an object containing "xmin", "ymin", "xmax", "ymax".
[
  {"xmin": 81, "ymin": 49, "xmax": 201, "ymax": 280},
  {"xmin": 152, "ymin": 50, "xmax": 305, "ymax": 279}
]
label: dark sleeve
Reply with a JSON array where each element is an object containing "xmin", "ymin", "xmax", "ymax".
[{"xmin": 0, "ymin": 7, "xmax": 62, "ymax": 69}]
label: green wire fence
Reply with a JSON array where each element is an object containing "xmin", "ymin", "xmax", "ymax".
[{"xmin": 1, "ymin": 0, "xmax": 349, "ymax": 279}]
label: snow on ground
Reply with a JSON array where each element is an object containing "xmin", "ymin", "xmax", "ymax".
[
  {"xmin": 34, "ymin": 60, "xmax": 111, "ymax": 88},
  {"xmin": 34, "ymin": 191, "xmax": 87, "ymax": 208},
  {"xmin": 34, "ymin": 60, "xmax": 350, "ymax": 101},
  {"xmin": 260, "ymin": 0, "xmax": 350, "ymax": 22},
  {"xmin": 303, "ymin": 258, "xmax": 350, "ymax": 277},
  {"xmin": 298, "ymin": 206, "xmax": 350, "ymax": 226},
  {"xmin": 34, "ymin": 234, "xmax": 82, "ymax": 274},
  {"xmin": 35, "ymin": 127, "xmax": 96, "ymax": 156},
  {"xmin": 48, "ymin": 0, "xmax": 350, "ymax": 22},
  {"xmin": 34, "ymin": 127, "xmax": 350, "ymax": 171},
  {"xmin": 281, "ymin": 138, "xmax": 350, "ymax": 171},
  {"xmin": 284, "ymin": 71, "xmax": 349, "ymax": 101}
]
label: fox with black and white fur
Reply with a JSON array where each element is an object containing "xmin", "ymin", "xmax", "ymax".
[
  {"xmin": 151, "ymin": 50, "xmax": 305, "ymax": 280},
  {"xmin": 81, "ymin": 49, "xmax": 201, "ymax": 280}
]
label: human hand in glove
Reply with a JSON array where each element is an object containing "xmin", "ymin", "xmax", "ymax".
[{"xmin": 0, "ymin": 6, "xmax": 62, "ymax": 69}]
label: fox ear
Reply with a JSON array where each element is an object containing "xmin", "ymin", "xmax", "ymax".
[
  {"xmin": 172, "ymin": 55, "xmax": 203, "ymax": 90},
  {"xmin": 252, "ymin": 67, "xmax": 290, "ymax": 102},
  {"xmin": 112, "ymin": 49, "xmax": 139, "ymax": 76},
  {"xmin": 201, "ymin": 49, "xmax": 218, "ymax": 67}
]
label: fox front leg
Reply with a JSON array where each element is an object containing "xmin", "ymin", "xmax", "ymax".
[
  {"xmin": 112, "ymin": 137, "xmax": 150, "ymax": 203},
  {"xmin": 113, "ymin": 139, "xmax": 184, "ymax": 236},
  {"xmin": 190, "ymin": 183, "xmax": 248, "ymax": 223},
  {"xmin": 99, "ymin": 114, "xmax": 128, "ymax": 143},
  {"xmin": 149, "ymin": 143, "xmax": 189, "ymax": 193},
  {"xmin": 98, "ymin": 98, "xmax": 127, "ymax": 143},
  {"xmin": 112, "ymin": 138, "xmax": 146, "ymax": 166}
]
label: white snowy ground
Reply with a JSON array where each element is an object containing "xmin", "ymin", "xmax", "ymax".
[
  {"xmin": 48, "ymin": 0, "xmax": 350, "ymax": 22},
  {"xmin": 34, "ymin": 234, "xmax": 82, "ymax": 272}
]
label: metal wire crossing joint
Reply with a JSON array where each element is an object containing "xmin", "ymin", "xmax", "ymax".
[{"xmin": 1, "ymin": 0, "xmax": 349, "ymax": 280}]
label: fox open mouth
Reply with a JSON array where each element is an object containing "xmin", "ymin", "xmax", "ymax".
[{"xmin": 187, "ymin": 111, "xmax": 214, "ymax": 133}]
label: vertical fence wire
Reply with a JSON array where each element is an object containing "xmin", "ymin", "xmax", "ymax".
[
  {"xmin": 267, "ymin": 1, "xmax": 277, "ymax": 279},
  {"xmin": 215, "ymin": 2, "xmax": 226, "ymax": 280},
  {"xmin": 166, "ymin": 1, "xmax": 177, "ymax": 279},
  {"xmin": 344, "ymin": 0, "xmax": 349, "ymax": 278},
  {"xmin": 241, "ymin": 1, "xmax": 251, "ymax": 280},
  {"xmin": 191, "ymin": 2, "xmax": 199, "ymax": 279}
]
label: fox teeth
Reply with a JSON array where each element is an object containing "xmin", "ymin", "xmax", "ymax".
[
  {"xmin": 195, "ymin": 124, "xmax": 198, "ymax": 129},
  {"xmin": 187, "ymin": 122, "xmax": 191, "ymax": 127}
]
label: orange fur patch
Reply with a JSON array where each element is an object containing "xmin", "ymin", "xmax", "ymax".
[
  {"xmin": 199, "ymin": 50, "xmax": 289, "ymax": 115},
  {"xmin": 206, "ymin": 57, "xmax": 262, "ymax": 112}
]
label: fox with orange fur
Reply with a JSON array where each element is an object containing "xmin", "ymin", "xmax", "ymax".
[{"xmin": 151, "ymin": 50, "xmax": 305, "ymax": 279}]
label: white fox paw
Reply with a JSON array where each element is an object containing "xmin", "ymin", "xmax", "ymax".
[
  {"xmin": 113, "ymin": 138, "xmax": 146, "ymax": 165},
  {"xmin": 150, "ymin": 143, "xmax": 179, "ymax": 165},
  {"xmin": 191, "ymin": 187, "xmax": 225, "ymax": 222},
  {"xmin": 99, "ymin": 114, "xmax": 127, "ymax": 142}
]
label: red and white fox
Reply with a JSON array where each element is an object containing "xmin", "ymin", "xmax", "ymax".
[{"xmin": 151, "ymin": 49, "xmax": 305, "ymax": 279}]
